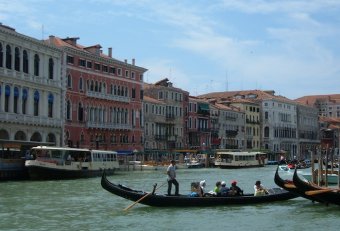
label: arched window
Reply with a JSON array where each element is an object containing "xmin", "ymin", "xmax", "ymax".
[
  {"xmin": 79, "ymin": 77, "xmax": 83, "ymax": 91},
  {"xmin": 6, "ymin": 45, "xmax": 12, "ymax": 69},
  {"xmin": 78, "ymin": 102, "xmax": 84, "ymax": 122},
  {"xmin": 34, "ymin": 90, "xmax": 39, "ymax": 116},
  {"xmin": 265, "ymin": 111, "xmax": 269, "ymax": 120},
  {"xmin": 0, "ymin": 43, "xmax": 3, "ymax": 67},
  {"xmin": 48, "ymin": 93, "xmax": 54, "ymax": 118},
  {"xmin": 22, "ymin": 89, "xmax": 28, "ymax": 114},
  {"xmin": 15, "ymin": 47, "xmax": 20, "ymax": 71},
  {"xmin": 13, "ymin": 87, "xmax": 19, "ymax": 113},
  {"xmin": 23, "ymin": 50, "xmax": 28, "ymax": 73},
  {"xmin": 67, "ymin": 74, "xmax": 72, "ymax": 88},
  {"xmin": 34, "ymin": 54, "xmax": 39, "ymax": 76},
  {"xmin": 5, "ymin": 85, "xmax": 10, "ymax": 112},
  {"xmin": 264, "ymin": 127, "xmax": 270, "ymax": 138},
  {"xmin": 48, "ymin": 58, "xmax": 54, "ymax": 79},
  {"xmin": 66, "ymin": 100, "xmax": 71, "ymax": 120}
]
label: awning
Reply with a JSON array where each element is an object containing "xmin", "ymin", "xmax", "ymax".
[
  {"xmin": 198, "ymin": 103, "xmax": 209, "ymax": 111},
  {"xmin": 116, "ymin": 150, "xmax": 134, "ymax": 155}
]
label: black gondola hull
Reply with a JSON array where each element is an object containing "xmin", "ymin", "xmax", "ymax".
[
  {"xmin": 101, "ymin": 171, "xmax": 298, "ymax": 207},
  {"xmin": 292, "ymin": 169, "xmax": 340, "ymax": 206}
]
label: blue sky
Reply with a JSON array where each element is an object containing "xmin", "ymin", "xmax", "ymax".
[{"xmin": 1, "ymin": 0, "xmax": 340, "ymax": 99}]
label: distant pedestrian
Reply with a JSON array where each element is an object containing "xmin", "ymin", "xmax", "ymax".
[{"xmin": 167, "ymin": 160, "xmax": 179, "ymax": 196}]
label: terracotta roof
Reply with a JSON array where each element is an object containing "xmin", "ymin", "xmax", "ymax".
[
  {"xmin": 198, "ymin": 89, "xmax": 294, "ymax": 104},
  {"xmin": 294, "ymin": 94, "xmax": 340, "ymax": 105}
]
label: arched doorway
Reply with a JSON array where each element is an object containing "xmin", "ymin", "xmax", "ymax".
[
  {"xmin": 0, "ymin": 129, "xmax": 9, "ymax": 140},
  {"xmin": 14, "ymin": 131, "xmax": 26, "ymax": 141},
  {"xmin": 30, "ymin": 132, "xmax": 42, "ymax": 142}
]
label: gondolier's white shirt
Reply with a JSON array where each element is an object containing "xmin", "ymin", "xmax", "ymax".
[{"xmin": 167, "ymin": 165, "xmax": 176, "ymax": 180}]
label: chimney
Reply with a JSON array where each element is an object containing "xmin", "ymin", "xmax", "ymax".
[
  {"xmin": 132, "ymin": 58, "xmax": 135, "ymax": 65},
  {"xmin": 124, "ymin": 59, "xmax": 127, "ymax": 64},
  {"xmin": 108, "ymin": 47, "xmax": 112, "ymax": 58}
]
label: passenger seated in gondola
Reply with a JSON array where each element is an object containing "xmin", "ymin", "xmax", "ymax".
[
  {"xmin": 213, "ymin": 181, "xmax": 222, "ymax": 196},
  {"xmin": 229, "ymin": 180, "xmax": 243, "ymax": 196},
  {"xmin": 199, "ymin": 180, "xmax": 206, "ymax": 197},
  {"xmin": 254, "ymin": 180, "xmax": 268, "ymax": 196},
  {"xmin": 219, "ymin": 181, "xmax": 230, "ymax": 196},
  {"xmin": 190, "ymin": 182, "xmax": 200, "ymax": 197}
]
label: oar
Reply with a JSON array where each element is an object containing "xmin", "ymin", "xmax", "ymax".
[
  {"xmin": 305, "ymin": 189, "xmax": 333, "ymax": 196},
  {"xmin": 123, "ymin": 181, "xmax": 167, "ymax": 211}
]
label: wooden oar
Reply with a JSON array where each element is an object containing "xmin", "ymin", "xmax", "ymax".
[
  {"xmin": 305, "ymin": 189, "xmax": 333, "ymax": 196},
  {"xmin": 123, "ymin": 181, "xmax": 167, "ymax": 211}
]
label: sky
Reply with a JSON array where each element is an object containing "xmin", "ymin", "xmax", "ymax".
[{"xmin": 1, "ymin": 0, "xmax": 340, "ymax": 100}]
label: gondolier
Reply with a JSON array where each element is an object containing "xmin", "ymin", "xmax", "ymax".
[{"xmin": 167, "ymin": 160, "xmax": 179, "ymax": 196}]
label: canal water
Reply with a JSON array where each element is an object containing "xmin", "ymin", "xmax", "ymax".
[{"xmin": 1, "ymin": 165, "xmax": 339, "ymax": 231}]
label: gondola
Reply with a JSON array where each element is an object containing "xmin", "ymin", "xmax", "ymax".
[
  {"xmin": 274, "ymin": 166, "xmax": 324, "ymax": 203},
  {"xmin": 292, "ymin": 169, "xmax": 340, "ymax": 206},
  {"xmin": 101, "ymin": 171, "xmax": 298, "ymax": 207}
]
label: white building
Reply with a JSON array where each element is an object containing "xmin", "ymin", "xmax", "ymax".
[{"xmin": 0, "ymin": 24, "xmax": 64, "ymax": 146}]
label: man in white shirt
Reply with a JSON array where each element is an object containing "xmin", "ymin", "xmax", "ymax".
[{"xmin": 167, "ymin": 160, "xmax": 179, "ymax": 196}]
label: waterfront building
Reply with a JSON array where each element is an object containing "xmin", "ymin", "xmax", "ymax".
[
  {"xmin": 143, "ymin": 95, "xmax": 167, "ymax": 152},
  {"xmin": 199, "ymin": 90, "xmax": 320, "ymax": 159},
  {"xmin": 213, "ymin": 102, "xmax": 245, "ymax": 149},
  {"xmin": 296, "ymin": 103, "xmax": 319, "ymax": 159},
  {"xmin": 295, "ymin": 94, "xmax": 340, "ymax": 118},
  {"xmin": 143, "ymin": 78, "xmax": 189, "ymax": 151},
  {"xmin": 221, "ymin": 98, "xmax": 261, "ymax": 150},
  {"xmin": 187, "ymin": 96, "xmax": 211, "ymax": 151},
  {"xmin": 0, "ymin": 24, "xmax": 64, "ymax": 146},
  {"xmin": 209, "ymin": 104, "xmax": 220, "ymax": 150},
  {"xmin": 47, "ymin": 36, "xmax": 147, "ymax": 152}
]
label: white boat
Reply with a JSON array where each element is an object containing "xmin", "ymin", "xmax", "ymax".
[
  {"xmin": 25, "ymin": 146, "xmax": 119, "ymax": 180},
  {"xmin": 214, "ymin": 150, "xmax": 268, "ymax": 168},
  {"xmin": 278, "ymin": 165, "xmax": 290, "ymax": 172}
]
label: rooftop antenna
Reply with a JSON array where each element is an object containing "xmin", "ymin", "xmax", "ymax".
[
  {"xmin": 41, "ymin": 24, "xmax": 44, "ymax": 40},
  {"xmin": 225, "ymin": 70, "xmax": 229, "ymax": 91}
]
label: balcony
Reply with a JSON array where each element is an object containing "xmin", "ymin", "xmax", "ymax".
[
  {"xmin": 225, "ymin": 130, "xmax": 238, "ymax": 137},
  {"xmin": 0, "ymin": 112, "xmax": 62, "ymax": 127},
  {"xmin": 154, "ymin": 135, "xmax": 167, "ymax": 141},
  {"xmin": 166, "ymin": 114, "xmax": 175, "ymax": 121},
  {"xmin": 86, "ymin": 121, "xmax": 132, "ymax": 130},
  {"xmin": 86, "ymin": 91, "xmax": 130, "ymax": 103}
]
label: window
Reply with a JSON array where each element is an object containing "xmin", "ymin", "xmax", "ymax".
[
  {"xmin": 48, "ymin": 58, "xmax": 54, "ymax": 79},
  {"xmin": 6, "ymin": 45, "xmax": 11, "ymax": 69},
  {"xmin": 86, "ymin": 61, "xmax": 92, "ymax": 69},
  {"xmin": 79, "ymin": 77, "xmax": 83, "ymax": 91},
  {"xmin": 79, "ymin": 59, "xmax": 86, "ymax": 67},
  {"xmin": 94, "ymin": 63, "xmax": 101, "ymax": 71},
  {"xmin": 34, "ymin": 54, "xmax": 39, "ymax": 76},
  {"xmin": 23, "ymin": 50, "xmax": 28, "ymax": 73},
  {"xmin": 78, "ymin": 103, "xmax": 84, "ymax": 121},
  {"xmin": 102, "ymin": 65, "xmax": 108, "ymax": 72},
  {"xmin": 67, "ymin": 74, "xmax": 72, "ymax": 88},
  {"xmin": 117, "ymin": 68, "xmax": 122, "ymax": 76},
  {"xmin": 67, "ymin": 55, "xmax": 74, "ymax": 64},
  {"xmin": 48, "ymin": 93, "xmax": 53, "ymax": 118},
  {"xmin": 0, "ymin": 43, "xmax": 3, "ymax": 67},
  {"xmin": 5, "ymin": 85, "xmax": 10, "ymax": 112},
  {"xmin": 14, "ymin": 47, "xmax": 20, "ymax": 71},
  {"xmin": 131, "ymin": 72, "xmax": 135, "ymax": 79},
  {"xmin": 66, "ymin": 100, "xmax": 71, "ymax": 120},
  {"xmin": 109, "ymin": 67, "xmax": 115, "ymax": 74},
  {"xmin": 22, "ymin": 89, "xmax": 28, "ymax": 114},
  {"xmin": 125, "ymin": 70, "xmax": 129, "ymax": 77},
  {"xmin": 13, "ymin": 87, "xmax": 19, "ymax": 113},
  {"xmin": 140, "ymin": 74, "xmax": 143, "ymax": 81},
  {"xmin": 132, "ymin": 88, "xmax": 136, "ymax": 99},
  {"xmin": 34, "ymin": 90, "xmax": 39, "ymax": 116}
]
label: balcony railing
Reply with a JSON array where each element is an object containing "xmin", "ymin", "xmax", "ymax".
[
  {"xmin": 86, "ymin": 91, "xmax": 130, "ymax": 103},
  {"xmin": 225, "ymin": 130, "xmax": 238, "ymax": 137},
  {"xmin": 0, "ymin": 112, "xmax": 62, "ymax": 127},
  {"xmin": 86, "ymin": 121, "xmax": 132, "ymax": 130}
]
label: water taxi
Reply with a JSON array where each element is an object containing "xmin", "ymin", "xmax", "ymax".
[
  {"xmin": 214, "ymin": 150, "xmax": 268, "ymax": 168},
  {"xmin": 25, "ymin": 146, "xmax": 119, "ymax": 180}
]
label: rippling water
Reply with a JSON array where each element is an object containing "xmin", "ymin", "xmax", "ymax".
[{"xmin": 1, "ymin": 165, "xmax": 339, "ymax": 231}]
